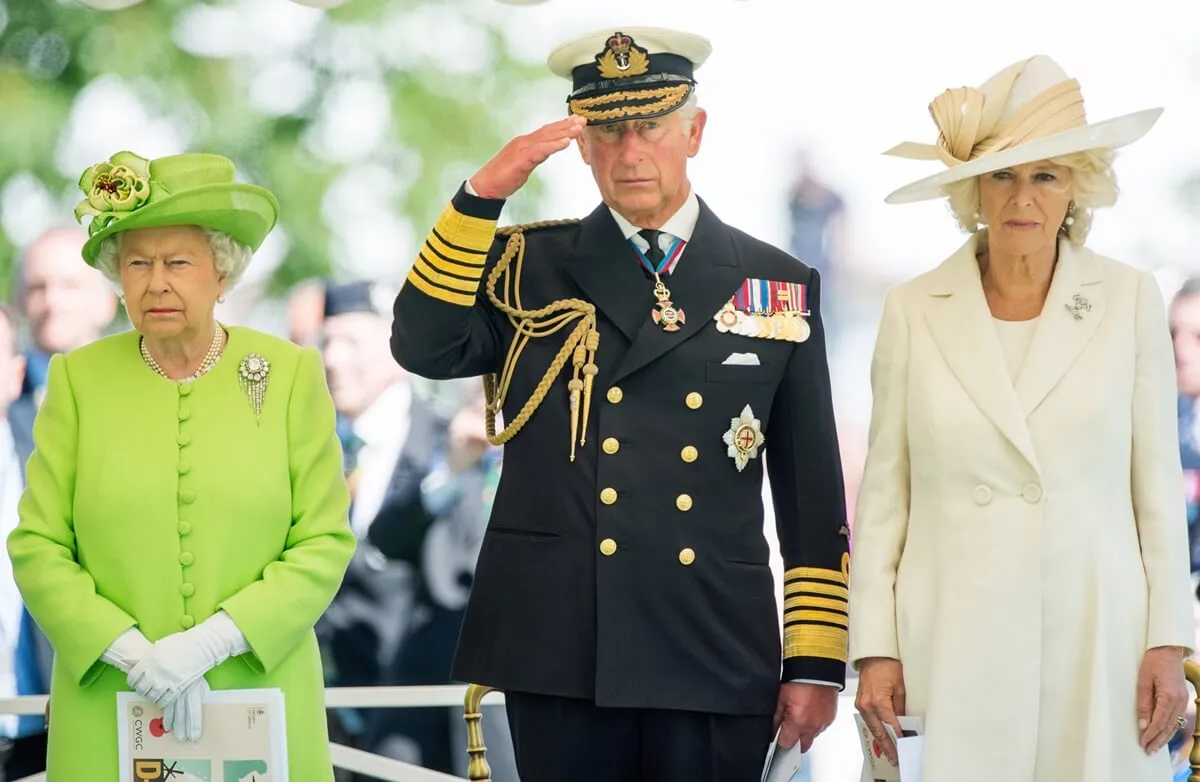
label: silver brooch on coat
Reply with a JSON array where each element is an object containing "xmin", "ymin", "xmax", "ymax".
[
  {"xmin": 238, "ymin": 353, "xmax": 270, "ymax": 423},
  {"xmin": 1064, "ymin": 293, "xmax": 1092, "ymax": 321}
]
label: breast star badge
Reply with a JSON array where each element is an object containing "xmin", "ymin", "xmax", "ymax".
[{"xmin": 723, "ymin": 404, "xmax": 765, "ymax": 471}]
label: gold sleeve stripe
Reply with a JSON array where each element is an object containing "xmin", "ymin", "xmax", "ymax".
[
  {"xmin": 784, "ymin": 609, "xmax": 848, "ymax": 628},
  {"xmin": 784, "ymin": 565, "xmax": 848, "ymax": 586},
  {"xmin": 406, "ymin": 266, "xmax": 475, "ymax": 307},
  {"xmin": 428, "ymin": 229, "xmax": 488, "ymax": 268},
  {"xmin": 412, "ymin": 254, "xmax": 481, "ymax": 293},
  {"xmin": 432, "ymin": 203, "xmax": 496, "ymax": 255},
  {"xmin": 784, "ymin": 625, "xmax": 847, "ymax": 662},
  {"xmin": 422, "ymin": 241, "xmax": 485, "ymax": 278},
  {"xmin": 783, "ymin": 595, "xmax": 847, "ymax": 613},
  {"xmin": 784, "ymin": 581, "xmax": 847, "ymax": 600}
]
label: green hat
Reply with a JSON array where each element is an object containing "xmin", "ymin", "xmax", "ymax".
[{"xmin": 73, "ymin": 151, "xmax": 280, "ymax": 266}]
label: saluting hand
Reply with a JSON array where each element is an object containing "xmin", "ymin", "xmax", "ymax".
[
  {"xmin": 774, "ymin": 681, "xmax": 838, "ymax": 753},
  {"xmin": 469, "ymin": 115, "xmax": 587, "ymax": 200}
]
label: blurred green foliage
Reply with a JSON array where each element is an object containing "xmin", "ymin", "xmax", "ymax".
[{"xmin": 0, "ymin": 0, "xmax": 557, "ymax": 300}]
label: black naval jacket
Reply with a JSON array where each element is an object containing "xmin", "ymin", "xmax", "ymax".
[{"xmin": 390, "ymin": 184, "xmax": 850, "ymax": 717}]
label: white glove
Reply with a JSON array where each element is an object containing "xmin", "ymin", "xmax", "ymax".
[
  {"xmin": 127, "ymin": 611, "xmax": 249, "ymax": 706},
  {"xmin": 163, "ymin": 678, "xmax": 210, "ymax": 743},
  {"xmin": 102, "ymin": 627, "xmax": 153, "ymax": 674}
]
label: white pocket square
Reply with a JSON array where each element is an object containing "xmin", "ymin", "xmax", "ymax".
[{"xmin": 722, "ymin": 352, "xmax": 760, "ymax": 366}]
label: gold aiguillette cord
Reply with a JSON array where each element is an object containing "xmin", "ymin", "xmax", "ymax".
[{"xmin": 481, "ymin": 224, "xmax": 599, "ymax": 461}]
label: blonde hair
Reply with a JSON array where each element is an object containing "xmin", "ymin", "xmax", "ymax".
[
  {"xmin": 943, "ymin": 148, "xmax": 1118, "ymax": 244},
  {"xmin": 94, "ymin": 227, "xmax": 253, "ymax": 289}
]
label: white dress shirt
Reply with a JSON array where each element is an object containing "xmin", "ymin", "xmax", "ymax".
[
  {"xmin": 349, "ymin": 381, "xmax": 413, "ymax": 538},
  {"xmin": 607, "ymin": 189, "xmax": 700, "ymax": 251},
  {"xmin": 0, "ymin": 422, "xmax": 24, "ymax": 736}
]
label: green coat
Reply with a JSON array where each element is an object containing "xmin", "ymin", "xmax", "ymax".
[{"xmin": 8, "ymin": 326, "xmax": 356, "ymax": 781}]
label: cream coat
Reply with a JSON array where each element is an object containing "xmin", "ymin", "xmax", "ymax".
[{"xmin": 848, "ymin": 235, "xmax": 1194, "ymax": 781}]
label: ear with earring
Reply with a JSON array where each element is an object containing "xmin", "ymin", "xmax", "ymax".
[{"xmin": 1061, "ymin": 201, "xmax": 1076, "ymax": 232}]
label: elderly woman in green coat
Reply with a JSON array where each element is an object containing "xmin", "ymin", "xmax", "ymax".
[{"xmin": 7, "ymin": 150, "xmax": 356, "ymax": 780}]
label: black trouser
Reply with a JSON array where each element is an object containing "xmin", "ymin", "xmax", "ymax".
[
  {"xmin": 0, "ymin": 731, "xmax": 47, "ymax": 781},
  {"xmin": 504, "ymin": 691, "xmax": 773, "ymax": 782}
]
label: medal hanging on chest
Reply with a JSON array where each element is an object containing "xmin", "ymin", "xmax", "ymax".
[{"xmin": 635, "ymin": 233, "xmax": 687, "ymax": 332}]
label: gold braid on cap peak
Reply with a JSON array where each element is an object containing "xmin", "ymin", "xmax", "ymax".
[{"xmin": 482, "ymin": 219, "xmax": 599, "ymax": 462}]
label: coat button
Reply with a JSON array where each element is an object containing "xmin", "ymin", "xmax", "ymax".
[
  {"xmin": 179, "ymin": 552, "xmax": 194, "ymax": 566},
  {"xmin": 676, "ymin": 494, "xmax": 693, "ymax": 512},
  {"xmin": 178, "ymin": 384, "xmax": 192, "ymax": 397},
  {"xmin": 680, "ymin": 446, "xmax": 698, "ymax": 463},
  {"xmin": 973, "ymin": 485, "xmax": 992, "ymax": 505},
  {"xmin": 607, "ymin": 387, "xmax": 623, "ymax": 404},
  {"xmin": 178, "ymin": 408, "xmax": 191, "ymax": 421},
  {"xmin": 180, "ymin": 615, "xmax": 195, "ymax": 629},
  {"xmin": 177, "ymin": 522, "xmax": 191, "ymax": 536},
  {"xmin": 600, "ymin": 538, "xmax": 617, "ymax": 556},
  {"xmin": 679, "ymin": 548, "xmax": 696, "ymax": 566},
  {"xmin": 685, "ymin": 392, "xmax": 703, "ymax": 409},
  {"xmin": 600, "ymin": 488, "xmax": 618, "ymax": 505},
  {"xmin": 179, "ymin": 489, "xmax": 196, "ymax": 504},
  {"xmin": 177, "ymin": 433, "xmax": 191, "ymax": 446},
  {"xmin": 177, "ymin": 462, "xmax": 191, "ymax": 475},
  {"xmin": 602, "ymin": 437, "xmax": 620, "ymax": 455},
  {"xmin": 179, "ymin": 583, "xmax": 195, "ymax": 597},
  {"xmin": 1023, "ymin": 483, "xmax": 1043, "ymax": 503}
]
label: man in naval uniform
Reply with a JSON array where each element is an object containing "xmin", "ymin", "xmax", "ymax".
[{"xmin": 389, "ymin": 26, "xmax": 849, "ymax": 781}]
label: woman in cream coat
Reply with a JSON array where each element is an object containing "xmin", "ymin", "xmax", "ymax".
[{"xmin": 849, "ymin": 56, "xmax": 1195, "ymax": 782}]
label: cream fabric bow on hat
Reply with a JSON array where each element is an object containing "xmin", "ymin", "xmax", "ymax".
[
  {"xmin": 885, "ymin": 57, "xmax": 1087, "ymax": 168},
  {"xmin": 881, "ymin": 55, "xmax": 1162, "ymax": 204}
]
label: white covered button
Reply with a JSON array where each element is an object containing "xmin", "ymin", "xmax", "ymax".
[{"xmin": 973, "ymin": 485, "xmax": 992, "ymax": 505}]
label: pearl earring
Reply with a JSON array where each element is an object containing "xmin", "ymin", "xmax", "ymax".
[
  {"xmin": 217, "ymin": 294, "xmax": 226, "ymax": 304},
  {"xmin": 1064, "ymin": 201, "xmax": 1076, "ymax": 227}
]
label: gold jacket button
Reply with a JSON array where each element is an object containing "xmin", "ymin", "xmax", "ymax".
[
  {"xmin": 600, "ymin": 487, "xmax": 618, "ymax": 505},
  {"xmin": 600, "ymin": 538, "xmax": 617, "ymax": 556},
  {"xmin": 680, "ymin": 446, "xmax": 698, "ymax": 463},
  {"xmin": 676, "ymin": 494, "xmax": 693, "ymax": 512},
  {"xmin": 685, "ymin": 392, "xmax": 703, "ymax": 409},
  {"xmin": 607, "ymin": 387, "xmax": 623, "ymax": 404},
  {"xmin": 679, "ymin": 548, "xmax": 696, "ymax": 566},
  {"xmin": 602, "ymin": 437, "xmax": 620, "ymax": 455}
]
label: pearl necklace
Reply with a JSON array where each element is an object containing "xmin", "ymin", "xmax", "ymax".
[{"xmin": 140, "ymin": 322, "xmax": 226, "ymax": 383}]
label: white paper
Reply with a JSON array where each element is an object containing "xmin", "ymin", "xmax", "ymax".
[
  {"xmin": 896, "ymin": 735, "xmax": 924, "ymax": 782},
  {"xmin": 855, "ymin": 714, "xmax": 924, "ymax": 782},
  {"xmin": 117, "ymin": 688, "xmax": 288, "ymax": 782},
  {"xmin": 760, "ymin": 726, "xmax": 805, "ymax": 782}
]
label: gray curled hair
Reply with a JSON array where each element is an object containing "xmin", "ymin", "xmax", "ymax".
[
  {"xmin": 942, "ymin": 148, "xmax": 1119, "ymax": 245},
  {"xmin": 94, "ymin": 228, "xmax": 254, "ymax": 289}
]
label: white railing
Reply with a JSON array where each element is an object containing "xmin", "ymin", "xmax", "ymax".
[
  {"xmin": 0, "ymin": 685, "xmax": 508, "ymax": 782},
  {"xmin": 0, "ymin": 686, "xmax": 872, "ymax": 782}
]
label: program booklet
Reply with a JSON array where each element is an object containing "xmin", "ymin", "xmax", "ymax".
[{"xmin": 116, "ymin": 688, "xmax": 288, "ymax": 782}]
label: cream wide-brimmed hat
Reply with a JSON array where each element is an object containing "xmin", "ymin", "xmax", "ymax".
[{"xmin": 882, "ymin": 55, "xmax": 1162, "ymax": 204}]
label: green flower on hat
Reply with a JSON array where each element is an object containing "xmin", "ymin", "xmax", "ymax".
[
  {"xmin": 73, "ymin": 151, "xmax": 153, "ymax": 235},
  {"xmin": 71, "ymin": 150, "xmax": 281, "ymax": 267}
]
